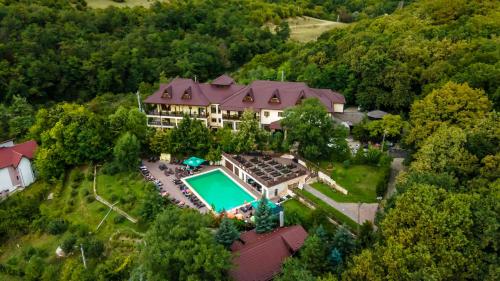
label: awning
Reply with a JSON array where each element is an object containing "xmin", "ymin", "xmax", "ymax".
[{"xmin": 183, "ymin": 156, "xmax": 206, "ymax": 167}]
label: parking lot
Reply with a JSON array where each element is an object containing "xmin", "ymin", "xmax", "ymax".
[{"xmin": 141, "ymin": 160, "xmax": 210, "ymax": 213}]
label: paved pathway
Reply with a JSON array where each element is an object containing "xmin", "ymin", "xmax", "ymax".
[
  {"xmin": 385, "ymin": 158, "xmax": 405, "ymax": 199},
  {"xmin": 303, "ymin": 184, "xmax": 378, "ymax": 224}
]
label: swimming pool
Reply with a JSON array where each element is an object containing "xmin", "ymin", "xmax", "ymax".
[{"xmin": 183, "ymin": 169, "xmax": 256, "ymax": 212}]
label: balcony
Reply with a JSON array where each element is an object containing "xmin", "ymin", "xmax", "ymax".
[
  {"xmin": 222, "ymin": 114, "xmax": 242, "ymax": 120},
  {"xmin": 147, "ymin": 110, "xmax": 208, "ymax": 119}
]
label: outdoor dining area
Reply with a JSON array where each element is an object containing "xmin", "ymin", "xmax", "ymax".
[{"xmin": 229, "ymin": 153, "xmax": 307, "ymax": 188}]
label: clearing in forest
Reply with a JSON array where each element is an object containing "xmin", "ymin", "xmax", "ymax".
[
  {"xmin": 269, "ymin": 16, "xmax": 348, "ymax": 42},
  {"xmin": 86, "ymin": 0, "xmax": 168, "ymax": 9}
]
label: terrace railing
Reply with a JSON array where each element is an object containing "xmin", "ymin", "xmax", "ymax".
[{"xmin": 147, "ymin": 110, "xmax": 208, "ymax": 118}]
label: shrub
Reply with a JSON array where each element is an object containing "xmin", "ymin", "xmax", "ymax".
[
  {"xmin": 61, "ymin": 234, "xmax": 77, "ymax": 254},
  {"xmin": 342, "ymin": 160, "xmax": 351, "ymax": 168},
  {"xmin": 365, "ymin": 148, "xmax": 382, "ymax": 165},
  {"xmin": 113, "ymin": 215, "xmax": 125, "ymax": 224},
  {"xmin": 70, "ymin": 189, "xmax": 78, "ymax": 197},
  {"xmin": 85, "ymin": 194, "xmax": 95, "ymax": 203},
  {"xmin": 81, "ymin": 237, "xmax": 104, "ymax": 258},
  {"xmin": 70, "ymin": 224, "xmax": 90, "ymax": 238},
  {"xmin": 47, "ymin": 219, "xmax": 68, "ymax": 235},
  {"xmin": 82, "ymin": 188, "xmax": 90, "ymax": 196},
  {"xmin": 70, "ymin": 170, "xmax": 84, "ymax": 184}
]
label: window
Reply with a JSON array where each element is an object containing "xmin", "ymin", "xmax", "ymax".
[
  {"xmin": 161, "ymin": 86, "xmax": 172, "ymax": 99},
  {"xmin": 269, "ymin": 89, "xmax": 281, "ymax": 104},
  {"xmin": 274, "ymin": 189, "xmax": 278, "ymax": 197},
  {"xmin": 264, "ymin": 111, "xmax": 270, "ymax": 117},
  {"xmin": 211, "ymin": 105, "xmax": 217, "ymax": 114},
  {"xmin": 211, "ymin": 118, "xmax": 217, "ymax": 123},
  {"xmin": 278, "ymin": 111, "xmax": 283, "ymax": 117},
  {"xmin": 181, "ymin": 87, "xmax": 192, "ymax": 100},
  {"xmin": 242, "ymin": 89, "xmax": 254, "ymax": 102}
]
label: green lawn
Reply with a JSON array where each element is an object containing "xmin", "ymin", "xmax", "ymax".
[
  {"xmin": 282, "ymin": 199, "xmax": 314, "ymax": 222},
  {"xmin": 282, "ymin": 199, "xmax": 336, "ymax": 232},
  {"xmin": 317, "ymin": 161, "xmax": 384, "ymax": 203}
]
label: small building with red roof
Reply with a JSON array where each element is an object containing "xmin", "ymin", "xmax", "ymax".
[
  {"xmin": 0, "ymin": 140, "xmax": 38, "ymax": 193},
  {"xmin": 230, "ymin": 225, "xmax": 308, "ymax": 281}
]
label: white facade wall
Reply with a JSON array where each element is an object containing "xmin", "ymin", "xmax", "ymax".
[
  {"xmin": 18, "ymin": 158, "xmax": 35, "ymax": 188},
  {"xmin": 0, "ymin": 168, "xmax": 13, "ymax": 192},
  {"xmin": 333, "ymin": 103, "xmax": 344, "ymax": 113},
  {"xmin": 208, "ymin": 104, "xmax": 223, "ymax": 127},
  {"xmin": 260, "ymin": 109, "xmax": 283, "ymax": 125},
  {"xmin": 221, "ymin": 155, "xmax": 307, "ymax": 199}
]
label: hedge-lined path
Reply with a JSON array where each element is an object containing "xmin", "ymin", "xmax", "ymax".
[{"xmin": 304, "ymin": 184, "xmax": 378, "ymax": 224}]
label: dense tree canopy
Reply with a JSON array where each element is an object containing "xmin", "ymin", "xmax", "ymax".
[
  {"xmin": 281, "ymin": 98, "xmax": 349, "ymax": 160},
  {"xmin": 0, "ymin": 0, "xmax": 291, "ymax": 106},
  {"xmin": 133, "ymin": 208, "xmax": 232, "ymax": 281},
  {"xmin": 236, "ymin": 0, "xmax": 500, "ymax": 112}
]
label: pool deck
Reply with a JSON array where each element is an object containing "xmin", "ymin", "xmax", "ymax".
[{"xmin": 142, "ymin": 161, "xmax": 261, "ymax": 214}]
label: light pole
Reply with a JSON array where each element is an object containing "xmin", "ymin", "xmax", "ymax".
[{"xmin": 381, "ymin": 129, "xmax": 388, "ymax": 152}]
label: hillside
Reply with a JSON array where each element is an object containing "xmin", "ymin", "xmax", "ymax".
[{"xmin": 235, "ymin": 0, "xmax": 500, "ymax": 112}]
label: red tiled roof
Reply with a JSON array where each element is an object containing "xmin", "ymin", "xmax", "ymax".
[
  {"xmin": 144, "ymin": 78, "xmax": 211, "ymax": 106},
  {"xmin": 230, "ymin": 226, "xmax": 308, "ymax": 281},
  {"xmin": 220, "ymin": 80, "xmax": 342, "ymax": 113},
  {"xmin": 0, "ymin": 140, "xmax": 37, "ymax": 169},
  {"xmin": 211, "ymin": 74, "xmax": 235, "ymax": 86},
  {"xmin": 144, "ymin": 76, "xmax": 346, "ymax": 111},
  {"xmin": 269, "ymin": 120, "xmax": 282, "ymax": 130}
]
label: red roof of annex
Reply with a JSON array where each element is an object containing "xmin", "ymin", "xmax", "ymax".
[
  {"xmin": 230, "ymin": 225, "xmax": 308, "ymax": 281},
  {"xmin": 0, "ymin": 140, "xmax": 37, "ymax": 169}
]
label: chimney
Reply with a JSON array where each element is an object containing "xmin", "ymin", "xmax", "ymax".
[{"xmin": 279, "ymin": 211, "xmax": 284, "ymax": 227}]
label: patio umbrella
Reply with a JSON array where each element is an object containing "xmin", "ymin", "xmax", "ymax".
[{"xmin": 183, "ymin": 156, "xmax": 206, "ymax": 167}]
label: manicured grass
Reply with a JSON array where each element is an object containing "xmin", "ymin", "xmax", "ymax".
[
  {"xmin": 86, "ymin": 0, "xmax": 168, "ymax": 9},
  {"xmin": 296, "ymin": 189, "xmax": 359, "ymax": 233},
  {"xmin": 282, "ymin": 199, "xmax": 336, "ymax": 232},
  {"xmin": 318, "ymin": 161, "xmax": 383, "ymax": 203},
  {"xmin": 267, "ymin": 16, "xmax": 348, "ymax": 42},
  {"xmin": 282, "ymin": 199, "xmax": 314, "ymax": 222}
]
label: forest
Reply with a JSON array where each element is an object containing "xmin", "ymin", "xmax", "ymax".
[{"xmin": 0, "ymin": 0, "xmax": 499, "ymax": 280}]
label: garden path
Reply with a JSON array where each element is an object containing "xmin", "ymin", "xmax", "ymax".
[{"xmin": 303, "ymin": 184, "xmax": 378, "ymax": 224}]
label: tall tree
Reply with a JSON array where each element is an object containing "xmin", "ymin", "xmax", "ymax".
[
  {"xmin": 113, "ymin": 132, "xmax": 141, "ymax": 172},
  {"xmin": 406, "ymin": 82, "xmax": 492, "ymax": 148},
  {"xmin": 281, "ymin": 98, "xmax": 348, "ymax": 160},
  {"xmin": 254, "ymin": 196, "xmax": 276, "ymax": 233},
  {"xmin": 234, "ymin": 109, "xmax": 268, "ymax": 153},
  {"xmin": 7, "ymin": 95, "xmax": 35, "ymax": 140},
  {"xmin": 170, "ymin": 116, "xmax": 212, "ymax": 157},
  {"xmin": 215, "ymin": 217, "xmax": 240, "ymax": 248},
  {"xmin": 133, "ymin": 208, "xmax": 232, "ymax": 281}
]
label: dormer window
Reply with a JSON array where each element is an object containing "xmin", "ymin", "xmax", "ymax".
[
  {"xmin": 269, "ymin": 89, "xmax": 281, "ymax": 104},
  {"xmin": 181, "ymin": 87, "xmax": 192, "ymax": 100},
  {"xmin": 296, "ymin": 90, "xmax": 305, "ymax": 105},
  {"xmin": 242, "ymin": 88, "xmax": 254, "ymax": 103},
  {"xmin": 161, "ymin": 86, "xmax": 173, "ymax": 99}
]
